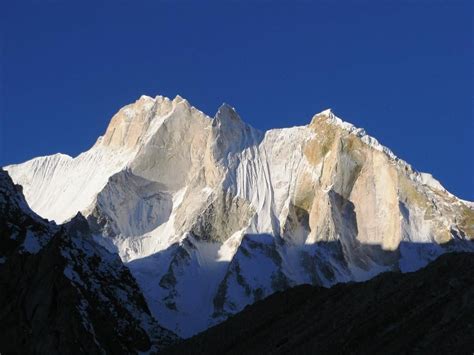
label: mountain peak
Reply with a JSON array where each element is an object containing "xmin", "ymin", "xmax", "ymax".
[
  {"xmin": 5, "ymin": 95, "xmax": 474, "ymax": 339},
  {"xmin": 310, "ymin": 108, "xmax": 336, "ymax": 124},
  {"xmin": 173, "ymin": 94, "xmax": 190, "ymax": 107},
  {"xmin": 215, "ymin": 103, "xmax": 241, "ymax": 121},
  {"xmin": 213, "ymin": 103, "xmax": 243, "ymax": 134},
  {"xmin": 138, "ymin": 94, "xmax": 155, "ymax": 102},
  {"xmin": 319, "ymin": 108, "xmax": 334, "ymax": 117}
]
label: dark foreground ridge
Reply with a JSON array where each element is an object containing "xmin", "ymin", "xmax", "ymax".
[
  {"xmin": 165, "ymin": 251, "xmax": 474, "ymax": 355},
  {"xmin": 0, "ymin": 169, "xmax": 178, "ymax": 354}
]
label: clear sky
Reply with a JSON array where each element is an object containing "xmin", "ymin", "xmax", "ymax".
[{"xmin": 1, "ymin": 1, "xmax": 473, "ymax": 200}]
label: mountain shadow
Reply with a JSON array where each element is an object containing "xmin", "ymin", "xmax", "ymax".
[
  {"xmin": 163, "ymin": 251, "xmax": 474, "ymax": 354},
  {"xmin": 125, "ymin": 224, "xmax": 474, "ymax": 338}
]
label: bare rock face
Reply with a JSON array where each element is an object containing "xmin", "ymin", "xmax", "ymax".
[
  {"xmin": 5, "ymin": 95, "xmax": 474, "ymax": 337},
  {"xmin": 0, "ymin": 169, "xmax": 178, "ymax": 354},
  {"xmin": 190, "ymin": 191, "xmax": 254, "ymax": 243}
]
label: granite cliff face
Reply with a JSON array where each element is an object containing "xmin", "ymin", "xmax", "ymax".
[{"xmin": 5, "ymin": 95, "xmax": 474, "ymax": 337}]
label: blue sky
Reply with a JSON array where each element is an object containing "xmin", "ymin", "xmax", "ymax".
[{"xmin": 1, "ymin": 1, "xmax": 473, "ymax": 199}]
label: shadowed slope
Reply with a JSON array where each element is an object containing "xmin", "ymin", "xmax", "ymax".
[
  {"xmin": 0, "ymin": 169, "xmax": 179, "ymax": 354},
  {"xmin": 165, "ymin": 252, "xmax": 474, "ymax": 354}
]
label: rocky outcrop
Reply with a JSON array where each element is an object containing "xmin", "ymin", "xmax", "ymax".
[{"xmin": 190, "ymin": 191, "xmax": 254, "ymax": 243}]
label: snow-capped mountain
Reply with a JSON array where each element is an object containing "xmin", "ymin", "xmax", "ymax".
[
  {"xmin": 5, "ymin": 95, "xmax": 474, "ymax": 337},
  {"xmin": 0, "ymin": 169, "xmax": 178, "ymax": 353}
]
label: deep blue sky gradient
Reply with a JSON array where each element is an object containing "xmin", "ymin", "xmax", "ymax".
[{"xmin": 1, "ymin": 1, "xmax": 473, "ymax": 199}]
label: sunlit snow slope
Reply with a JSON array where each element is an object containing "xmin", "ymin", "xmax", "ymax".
[{"xmin": 5, "ymin": 95, "xmax": 474, "ymax": 337}]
